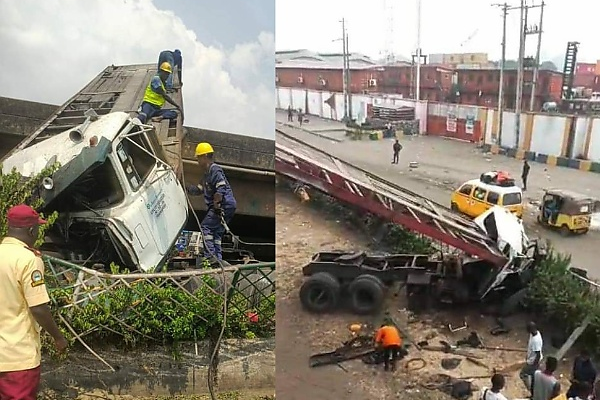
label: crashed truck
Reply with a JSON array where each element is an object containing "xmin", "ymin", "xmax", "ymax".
[
  {"xmin": 275, "ymin": 128, "xmax": 547, "ymax": 316},
  {"xmin": 1, "ymin": 110, "xmax": 189, "ymax": 272}
]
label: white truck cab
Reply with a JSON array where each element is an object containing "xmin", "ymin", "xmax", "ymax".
[{"xmin": 1, "ymin": 111, "xmax": 188, "ymax": 272}]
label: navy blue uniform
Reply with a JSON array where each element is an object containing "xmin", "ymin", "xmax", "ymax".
[{"xmin": 189, "ymin": 163, "xmax": 236, "ymax": 261}]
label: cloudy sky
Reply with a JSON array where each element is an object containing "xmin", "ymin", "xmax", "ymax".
[
  {"xmin": 0, "ymin": 0, "xmax": 275, "ymax": 139},
  {"xmin": 276, "ymin": 0, "xmax": 597, "ymax": 67}
]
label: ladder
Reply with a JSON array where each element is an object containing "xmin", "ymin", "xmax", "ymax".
[
  {"xmin": 1, "ymin": 64, "xmax": 184, "ymax": 171},
  {"xmin": 561, "ymin": 41, "xmax": 579, "ymax": 100},
  {"xmin": 275, "ymin": 127, "xmax": 507, "ymax": 266}
]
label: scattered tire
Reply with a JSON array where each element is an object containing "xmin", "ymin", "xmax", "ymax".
[
  {"xmin": 348, "ymin": 274, "xmax": 385, "ymax": 315},
  {"xmin": 299, "ymin": 272, "xmax": 341, "ymax": 313}
]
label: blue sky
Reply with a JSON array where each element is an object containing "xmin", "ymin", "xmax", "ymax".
[{"xmin": 0, "ymin": 0, "xmax": 275, "ymax": 139}]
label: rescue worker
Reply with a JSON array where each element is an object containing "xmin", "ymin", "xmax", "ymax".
[
  {"xmin": 137, "ymin": 62, "xmax": 183, "ymax": 124},
  {"xmin": 0, "ymin": 204, "xmax": 68, "ymax": 400},
  {"xmin": 481, "ymin": 373, "xmax": 508, "ymax": 400},
  {"xmin": 186, "ymin": 142, "xmax": 237, "ymax": 261},
  {"xmin": 522, "ymin": 159, "xmax": 531, "ymax": 191},
  {"xmin": 158, "ymin": 49, "xmax": 183, "ymax": 90},
  {"xmin": 374, "ymin": 322, "xmax": 404, "ymax": 372},
  {"xmin": 392, "ymin": 139, "xmax": 403, "ymax": 164}
]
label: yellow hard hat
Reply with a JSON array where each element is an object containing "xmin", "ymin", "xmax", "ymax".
[
  {"xmin": 160, "ymin": 62, "xmax": 172, "ymax": 73},
  {"xmin": 195, "ymin": 142, "xmax": 214, "ymax": 156}
]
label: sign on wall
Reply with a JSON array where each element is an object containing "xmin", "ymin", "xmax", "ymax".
[
  {"xmin": 465, "ymin": 115, "xmax": 475, "ymax": 135},
  {"xmin": 446, "ymin": 110, "xmax": 457, "ymax": 133}
]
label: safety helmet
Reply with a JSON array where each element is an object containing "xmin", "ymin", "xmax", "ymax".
[
  {"xmin": 160, "ymin": 62, "xmax": 172, "ymax": 73},
  {"xmin": 195, "ymin": 142, "xmax": 214, "ymax": 156}
]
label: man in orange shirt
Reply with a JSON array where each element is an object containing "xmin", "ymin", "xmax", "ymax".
[
  {"xmin": 374, "ymin": 323, "xmax": 404, "ymax": 372},
  {"xmin": 0, "ymin": 204, "xmax": 68, "ymax": 400}
]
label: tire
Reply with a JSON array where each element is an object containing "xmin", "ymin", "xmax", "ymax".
[
  {"xmin": 560, "ymin": 224, "xmax": 571, "ymax": 237},
  {"xmin": 299, "ymin": 272, "xmax": 341, "ymax": 313},
  {"xmin": 451, "ymin": 203, "xmax": 460, "ymax": 212},
  {"xmin": 348, "ymin": 274, "xmax": 385, "ymax": 315}
]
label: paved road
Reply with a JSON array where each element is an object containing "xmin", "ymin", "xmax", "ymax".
[{"xmin": 276, "ymin": 110, "xmax": 600, "ymax": 278}]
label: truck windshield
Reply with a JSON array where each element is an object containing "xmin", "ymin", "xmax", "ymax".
[{"xmin": 116, "ymin": 127, "xmax": 157, "ymax": 191}]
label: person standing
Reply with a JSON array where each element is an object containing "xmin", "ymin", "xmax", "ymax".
[
  {"xmin": 567, "ymin": 349, "xmax": 597, "ymax": 398},
  {"xmin": 186, "ymin": 143, "xmax": 237, "ymax": 262},
  {"xmin": 287, "ymin": 105, "xmax": 293, "ymax": 122},
  {"xmin": 137, "ymin": 62, "xmax": 183, "ymax": 124},
  {"xmin": 520, "ymin": 321, "xmax": 544, "ymax": 394},
  {"xmin": 297, "ymin": 108, "xmax": 303, "ymax": 126},
  {"xmin": 157, "ymin": 49, "xmax": 183, "ymax": 90},
  {"xmin": 374, "ymin": 323, "xmax": 404, "ymax": 372},
  {"xmin": 0, "ymin": 204, "xmax": 68, "ymax": 400},
  {"xmin": 532, "ymin": 356, "xmax": 561, "ymax": 400},
  {"xmin": 522, "ymin": 159, "xmax": 531, "ymax": 191},
  {"xmin": 480, "ymin": 373, "xmax": 508, "ymax": 400},
  {"xmin": 392, "ymin": 139, "xmax": 403, "ymax": 164}
]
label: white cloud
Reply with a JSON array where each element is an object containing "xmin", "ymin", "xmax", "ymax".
[{"xmin": 0, "ymin": 0, "xmax": 274, "ymax": 139}]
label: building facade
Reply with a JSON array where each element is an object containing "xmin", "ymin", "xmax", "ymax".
[
  {"xmin": 276, "ymin": 55, "xmax": 563, "ymax": 111},
  {"xmin": 574, "ymin": 62, "xmax": 597, "ymax": 88}
]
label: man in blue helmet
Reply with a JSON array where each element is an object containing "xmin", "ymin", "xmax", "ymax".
[
  {"xmin": 185, "ymin": 142, "xmax": 237, "ymax": 262},
  {"xmin": 157, "ymin": 49, "xmax": 183, "ymax": 90}
]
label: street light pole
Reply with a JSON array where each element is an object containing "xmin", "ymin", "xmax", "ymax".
[
  {"xmin": 494, "ymin": 3, "xmax": 508, "ymax": 146},
  {"xmin": 415, "ymin": 0, "xmax": 422, "ymax": 101},
  {"xmin": 340, "ymin": 18, "xmax": 348, "ymax": 121}
]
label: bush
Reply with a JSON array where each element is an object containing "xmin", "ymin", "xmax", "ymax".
[
  {"xmin": 526, "ymin": 249, "xmax": 600, "ymax": 352},
  {"xmin": 0, "ymin": 164, "xmax": 59, "ymax": 244}
]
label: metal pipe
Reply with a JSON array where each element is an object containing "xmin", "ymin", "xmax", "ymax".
[
  {"xmin": 514, "ymin": 0, "xmax": 526, "ymax": 148},
  {"xmin": 182, "ymin": 159, "xmax": 275, "ymax": 177},
  {"xmin": 497, "ymin": 3, "xmax": 508, "ymax": 146},
  {"xmin": 529, "ymin": 1, "xmax": 545, "ymax": 111}
]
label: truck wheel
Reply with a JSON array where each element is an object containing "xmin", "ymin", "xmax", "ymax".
[
  {"xmin": 348, "ymin": 275, "xmax": 385, "ymax": 315},
  {"xmin": 299, "ymin": 272, "xmax": 341, "ymax": 314}
]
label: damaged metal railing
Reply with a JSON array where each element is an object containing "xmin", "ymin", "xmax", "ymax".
[{"xmin": 42, "ymin": 255, "xmax": 275, "ymax": 369}]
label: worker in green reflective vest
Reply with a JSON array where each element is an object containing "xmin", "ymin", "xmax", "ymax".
[{"xmin": 137, "ymin": 62, "xmax": 183, "ymax": 124}]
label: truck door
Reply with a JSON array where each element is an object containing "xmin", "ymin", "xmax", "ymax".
[{"xmin": 113, "ymin": 128, "xmax": 187, "ymax": 268}]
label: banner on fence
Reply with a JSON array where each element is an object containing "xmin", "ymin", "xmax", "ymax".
[
  {"xmin": 446, "ymin": 109, "xmax": 457, "ymax": 133},
  {"xmin": 465, "ymin": 115, "xmax": 475, "ymax": 135}
]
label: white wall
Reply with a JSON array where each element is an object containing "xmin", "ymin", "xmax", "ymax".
[
  {"xmin": 500, "ymin": 112, "xmax": 526, "ymax": 148},
  {"xmin": 485, "ymin": 109, "xmax": 495, "ymax": 144},
  {"xmin": 588, "ymin": 120, "xmax": 600, "ymax": 161},
  {"xmin": 573, "ymin": 117, "xmax": 589, "ymax": 159},
  {"xmin": 530, "ymin": 114, "xmax": 565, "ymax": 156}
]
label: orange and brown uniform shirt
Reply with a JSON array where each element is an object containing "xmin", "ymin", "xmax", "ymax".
[
  {"xmin": 375, "ymin": 325, "xmax": 403, "ymax": 347},
  {"xmin": 0, "ymin": 237, "xmax": 51, "ymax": 372}
]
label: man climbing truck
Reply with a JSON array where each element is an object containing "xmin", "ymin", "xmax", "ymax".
[
  {"xmin": 186, "ymin": 142, "xmax": 237, "ymax": 262},
  {"xmin": 137, "ymin": 62, "xmax": 183, "ymax": 124}
]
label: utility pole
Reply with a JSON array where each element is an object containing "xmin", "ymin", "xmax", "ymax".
[
  {"xmin": 514, "ymin": 0, "xmax": 527, "ymax": 149},
  {"xmin": 346, "ymin": 32, "xmax": 353, "ymax": 120},
  {"xmin": 528, "ymin": 1, "xmax": 545, "ymax": 111},
  {"xmin": 340, "ymin": 18, "xmax": 348, "ymax": 122},
  {"xmin": 494, "ymin": 3, "xmax": 509, "ymax": 146},
  {"xmin": 415, "ymin": 0, "xmax": 422, "ymax": 101}
]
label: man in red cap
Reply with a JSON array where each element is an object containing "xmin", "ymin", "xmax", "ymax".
[{"xmin": 0, "ymin": 204, "xmax": 67, "ymax": 400}]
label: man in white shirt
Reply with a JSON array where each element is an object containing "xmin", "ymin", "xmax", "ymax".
[
  {"xmin": 520, "ymin": 321, "xmax": 544, "ymax": 394},
  {"xmin": 481, "ymin": 373, "xmax": 509, "ymax": 400}
]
